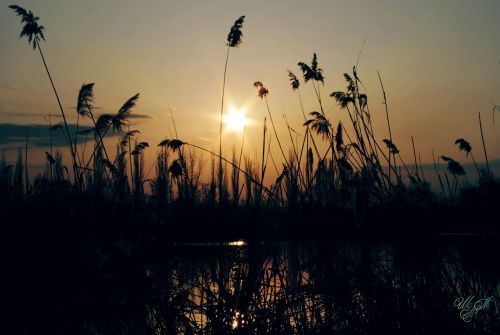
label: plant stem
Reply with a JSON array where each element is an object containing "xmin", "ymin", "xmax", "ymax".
[
  {"xmin": 478, "ymin": 112, "xmax": 490, "ymax": 177},
  {"xmin": 25, "ymin": 127, "xmax": 29, "ymax": 194},
  {"xmin": 36, "ymin": 39, "xmax": 77, "ymax": 185},
  {"xmin": 128, "ymin": 126, "xmax": 134, "ymax": 192},
  {"xmin": 264, "ymin": 97, "xmax": 289, "ymax": 169},
  {"xmin": 377, "ymin": 71, "xmax": 392, "ymax": 187},
  {"xmin": 185, "ymin": 142, "xmax": 279, "ymax": 203},
  {"xmin": 470, "ymin": 152, "xmax": 481, "ymax": 180},
  {"xmin": 261, "ymin": 118, "xmax": 267, "ymax": 201},
  {"xmin": 219, "ymin": 46, "xmax": 231, "ymax": 203},
  {"xmin": 411, "ymin": 136, "xmax": 420, "ymax": 182},
  {"xmin": 432, "ymin": 150, "xmax": 446, "ymax": 198}
]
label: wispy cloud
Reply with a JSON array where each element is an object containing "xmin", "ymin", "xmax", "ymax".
[
  {"xmin": 0, "ymin": 123, "xmax": 113, "ymax": 149},
  {"xmin": 0, "ymin": 112, "xmax": 62, "ymax": 119},
  {"xmin": 128, "ymin": 114, "xmax": 152, "ymax": 119},
  {"xmin": 0, "ymin": 83, "xmax": 19, "ymax": 96},
  {"xmin": 0, "ymin": 83, "xmax": 18, "ymax": 91},
  {"xmin": 195, "ymin": 136, "xmax": 213, "ymax": 143}
]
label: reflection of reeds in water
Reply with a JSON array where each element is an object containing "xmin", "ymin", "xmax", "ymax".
[
  {"xmin": 6, "ymin": 226, "xmax": 499, "ymax": 334},
  {"xmin": 142, "ymin": 241, "xmax": 499, "ymax": 334}
]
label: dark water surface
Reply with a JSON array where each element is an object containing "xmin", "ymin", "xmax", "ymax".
[
  {"xmin": 8, "ymin": 233, "xmax": 499, "ymax": 334},
  {"xmin": 141, "ymin": 238, "xmax": 499, "ymax": 334}
]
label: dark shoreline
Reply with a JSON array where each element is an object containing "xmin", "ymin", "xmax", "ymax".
[{"xmin": 3, "ymin": 195, "xmax": 499, "ymax": 242}]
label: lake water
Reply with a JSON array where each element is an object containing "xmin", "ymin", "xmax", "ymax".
[{"xmin": 140, "ymin": 239, "xmax": 500, "ymax": 333}]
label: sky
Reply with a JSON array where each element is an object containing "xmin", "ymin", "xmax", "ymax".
[{"xmin": 1, "ymin": 0, "xmax": 499, "ymax": 181}]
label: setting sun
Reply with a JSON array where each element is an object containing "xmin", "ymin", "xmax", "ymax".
[{"xmin": 224, "ymin": 106, "xmax": 247, "ymax": 133}]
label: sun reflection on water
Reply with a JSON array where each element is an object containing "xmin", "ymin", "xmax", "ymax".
[{"xmin": 228, "ymin": 240, "xmax": 246, "ymax": 247}]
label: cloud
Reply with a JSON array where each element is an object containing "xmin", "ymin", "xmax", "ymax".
[
  {"xmin": 128, "ymin": 114, "xmax": 152, "ymax": 119},
  {"xmin": 0, "ymin": 112, "xmax": 63, "ymax": 119},
  {"xmin": 195, "ymin": 136, "xmax": 213, "ymax": 143},
  {"xmin": 0, "ymin": 123, "xmax": 113, "ymax": 149},
  {"xmin": 0, "ymin": 83, "xmax": 18, "ymax": 92},
  {"xmin": 127, "ymin": 113, "xmax": 152, "ymax": 126}
]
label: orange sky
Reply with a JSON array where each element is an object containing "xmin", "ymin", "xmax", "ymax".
[{"xmin": 1, "ymin": 0, "xmax": 499, "ymax": 182}]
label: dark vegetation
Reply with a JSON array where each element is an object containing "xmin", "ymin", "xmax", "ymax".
[{"xmin": 2, "ymin": 5, "xmax": 500, "ymax": 334}]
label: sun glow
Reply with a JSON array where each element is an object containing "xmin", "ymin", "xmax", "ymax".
[{"xmin": 224, "ymin": 106, "xmax": 247, "ymax": 132}]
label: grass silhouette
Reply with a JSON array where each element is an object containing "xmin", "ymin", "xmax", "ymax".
[
  {"xmin": 3, "ymin": 5, "xmax": 499, "ymax": 225},
  {"xmin": 9, "ymin": 5, "xmax": 79, "ymax": 185},
  {"xmin": 219, "ymin": 16, "xmax": 246, "ymax": 206}
]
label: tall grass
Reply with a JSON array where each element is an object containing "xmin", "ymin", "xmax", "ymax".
[
  {"xmin": 5, "ymin": 6, "xmax": 499, "ymax": 218},
  {"xmin": 10, "ymin": 5, "xmax": 79, "ymax": 185},
  {"xmin": 219, "ymin": 16, "xmax": 246, "ymax": 205}
]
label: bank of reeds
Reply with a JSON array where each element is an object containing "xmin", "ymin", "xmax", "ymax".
[{"xmin": 3, "ymin": 6, "xmax": 499, "ymax": 221}]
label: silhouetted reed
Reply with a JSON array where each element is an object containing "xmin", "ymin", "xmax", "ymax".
[
  {"xmin": 4, "ymin": 6, "xmax": 499, "ymax": 220},
  {"xmin": 219, "ymin": 16, "xmax": 246, "ymax": 205},
  {"xmin": 10, "ymin": 5, "xmax": 78, "ymax": 183}
]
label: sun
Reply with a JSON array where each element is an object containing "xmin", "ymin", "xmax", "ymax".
[{"xmin": 224, "ymin": 106, "xmax": 247, "ymax": 132}]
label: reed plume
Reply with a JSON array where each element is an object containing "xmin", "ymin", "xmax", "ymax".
[
  {"xmin": 219, "ymin": 15, "xmax": 246, "ymax": 204},
  {"xmin": 441, "ymin": 156, "xmax": 465, "ymax": 176},
  {"xmin": 227, "ymin": 16, "xmax": 245, "ymax": 48},
  {"xmin": 9, "ymin": 5, "xmax": 78, "ymax": 183}
]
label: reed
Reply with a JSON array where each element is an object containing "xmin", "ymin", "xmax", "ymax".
[
  {"xmin": 218, "ymin": 16, "xmax": 246, "ymax": 204},
  {"xmin": 4, "ymin": 8, "xmax": 498, "ymax": 217}
]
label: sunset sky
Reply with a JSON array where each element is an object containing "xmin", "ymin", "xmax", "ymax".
[{"xmin": 1, "ymin": 0, "xmax": 499, "ymax": 180}]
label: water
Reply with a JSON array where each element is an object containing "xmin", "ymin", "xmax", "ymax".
[
  {"xmin": 140, "ymin": 239, "xmax": 500, "ymax": 333},
  {"xmin": 8, "ymin": 233, "xmax": 500, "ymax": 334}
]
